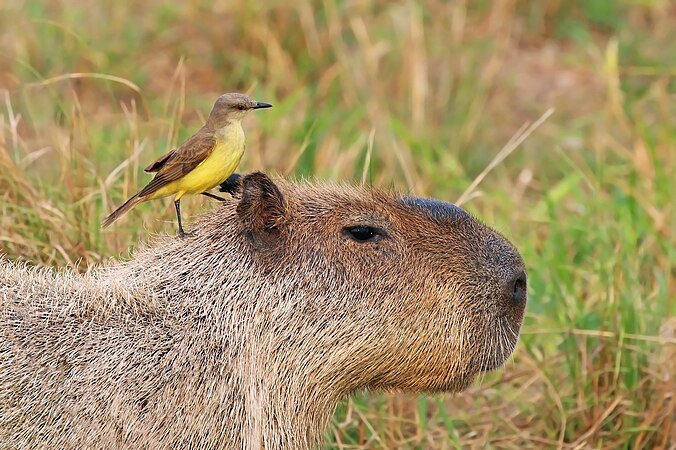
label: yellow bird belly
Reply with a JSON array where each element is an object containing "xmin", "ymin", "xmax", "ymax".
[{"xmin": 150, "ymin": 124, "xmax": 245, "ymax": 201}]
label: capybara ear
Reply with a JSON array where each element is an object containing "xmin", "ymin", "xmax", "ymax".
[
  {"xmin": 218, "ymin": 173, "xmax": 243, "ymax": 196},
  {"xmin": 236, "ymin": 172, "xmax": 286, "ymax": 232}
]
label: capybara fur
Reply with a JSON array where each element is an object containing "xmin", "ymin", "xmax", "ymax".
[{"xmin": 0, "ymin": 172, "xmax": 527, "ymax": 449}]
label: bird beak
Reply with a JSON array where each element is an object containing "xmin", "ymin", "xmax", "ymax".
[{"xmin": 253, "ymin": 101, "xmax": 272, "ymax": 109}]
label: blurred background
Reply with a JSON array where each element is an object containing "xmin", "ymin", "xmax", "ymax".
[{"xmin": 1, "ymin": 0, "xmax": 674, "ymax": 448}]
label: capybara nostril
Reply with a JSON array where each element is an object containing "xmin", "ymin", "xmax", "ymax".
[{"xmin": 509, "ymin": 270, "xmax": 527, "ymax": 307}]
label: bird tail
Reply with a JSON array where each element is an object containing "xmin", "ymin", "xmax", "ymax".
[{"xmin": 101, "ymin": 194, "xmax": 143, "ymax": 228}]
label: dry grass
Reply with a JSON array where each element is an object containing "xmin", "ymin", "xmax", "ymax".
[{"xmin": 1, "ymin": 0, "xmax": 674, "ymax": 448}]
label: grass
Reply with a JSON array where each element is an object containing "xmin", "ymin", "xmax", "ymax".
[{"xmin": 1, "ymin": 0, "xmax": 674, "ymax": 447}]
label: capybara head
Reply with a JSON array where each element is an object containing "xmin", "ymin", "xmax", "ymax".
[{"xmin": 218, "ymin": 172, "xmax": 527, "ymax": 393}]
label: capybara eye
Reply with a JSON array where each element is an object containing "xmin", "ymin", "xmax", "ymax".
[{"xmin": 343, "ymin": 225, "xmax": 383, "ymax": 242}]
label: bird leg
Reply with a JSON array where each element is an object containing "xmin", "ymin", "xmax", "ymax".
[
  {"xmin": 201, "ymin": 192, "xmax": 228, "ymax": 202},
  {"xmin": 175, "ymin": 200, "xmax": 193, "ymax": 238}
]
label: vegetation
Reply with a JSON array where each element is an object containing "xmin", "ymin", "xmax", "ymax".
[{"xmin": 1, "ymin": 0, "xmax": 673, "ymax": 448}]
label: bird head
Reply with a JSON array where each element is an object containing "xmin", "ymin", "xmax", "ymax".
[{"xmin": 206, "ymin": 93, "xmax": 272, "ymax": 129}]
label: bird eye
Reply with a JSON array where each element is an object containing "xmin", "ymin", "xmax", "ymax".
[
  {"xmin": 342, "ymin": 225, "xmax": 385, "ymax": 243},
  {"xmin": 237, "ymin": 105, "xmax": 246, "ymax": 110}
]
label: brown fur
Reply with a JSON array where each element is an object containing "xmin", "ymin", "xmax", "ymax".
[{"xmin": 0, "ymin": 172, "xmax": 526, "ymax": 449}]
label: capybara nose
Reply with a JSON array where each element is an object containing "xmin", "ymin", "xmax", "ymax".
[{"xmin": 508, "ymin": 270, "xmax": 527, "ymax": 308}]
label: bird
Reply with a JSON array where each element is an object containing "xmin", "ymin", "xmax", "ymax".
[{"xmin": 102, "ymin": 93, "xmax": 272, "ymax": 237}]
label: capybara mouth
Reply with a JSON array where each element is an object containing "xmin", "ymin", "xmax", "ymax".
[
  {"xmin": 479, "ymin": 357, "xmax": 509, "ymax": 372},
  {"xmin": 477, "ymin": 349, "xmax": 514, "ymax": 372},
  {"xmin": 476, "ymin": 316, "xmax": 521, "ymax": 372}
]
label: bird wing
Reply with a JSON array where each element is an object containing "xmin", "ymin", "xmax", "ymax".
[
  {"xmin": 144, "ymin": 149, "xmax": 176, "ymax": 173},
  {"xmin": 138, "ymin": 131, "xmax": 216, "ymax": 198}
]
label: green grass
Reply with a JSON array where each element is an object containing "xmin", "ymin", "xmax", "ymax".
[{"xmin": 1, "ymin": 0, "xmax": 674, "ymax": 447}]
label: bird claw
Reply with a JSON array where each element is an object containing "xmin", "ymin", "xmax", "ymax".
[{"xmin": 178, "ymin": 230, "xmax": 196, "ymax": 239}]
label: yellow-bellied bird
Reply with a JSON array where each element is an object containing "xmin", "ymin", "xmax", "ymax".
[{"xmin": 102, "ymin": 93, "xmax": 272, "ymax": 236}]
